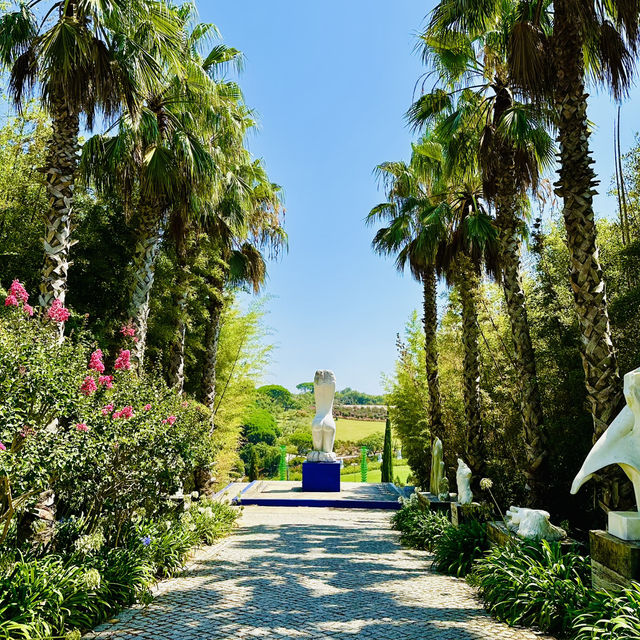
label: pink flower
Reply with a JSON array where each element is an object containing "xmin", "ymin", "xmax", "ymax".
[
  {"xmin": 162, "ymin": 415, "xmax": 177, "ymax": 425},
  {"xmin": 114, "ymin": 349, "xmax": 131, "ymax": 371},
  {"xmin": 0, "ymin": 442, "xmax": 6, "ymax": 451},
  {"xmin": 143, "ymin": 404, "xmax": 152, "ymax": 411},
  {"xmin": 80, "ymin": 376, "xmax": 98, "ymax": 396},
  {"xmin": 9, "ymin": 280, "xmax": 29, "ymax": 303},
  {"xmin": 120, "ymin": 323, "xmax": 136, "ymax": 338},
  {"xmin": 4, "ymin": 293, "xmax": 18, "ymax": 307},
  {"xmin": 98, "ymin": 375, "xmax": 113, "ymax": 389},
  {"xmin": 23, "ymin": 303, "xmax": 34, "ymax": 316},
  {"xmin": 114, "ymin": 405, "xmax": 134, "ymax": 420},
  {"xmin": 20, "ymin": 426, "xmax": 34, "ymax": 438},
  {"xmin": 89, "ymin": 349, "xmax": 105, "ymax": 373},
  {"xmin": 47, "ymin": 299, "xmax": 70, "ymax": 323},
  {"xmin": 101, "ymin": 404, "xmax": 114, "ymax": 416},
  {"xmin": 76, "ymin": 422, "xmax": 89, "ymax": 432}
]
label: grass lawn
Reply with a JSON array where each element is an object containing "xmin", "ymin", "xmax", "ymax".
[
  {"xmin": 341, "ymin": 463, "xmax": 412, "ymax": 484},
  {"xmin": 335, "ymin": 418, "xmax": 386, "ymax": 441}
]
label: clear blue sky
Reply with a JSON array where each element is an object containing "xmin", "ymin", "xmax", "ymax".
[{"xmin": 201, "ymin": 1, "xmax": 640, "ymax": 395}]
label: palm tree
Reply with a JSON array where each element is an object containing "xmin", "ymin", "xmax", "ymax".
[
  {"xmin": 429, "ymin": 0, "xmax": 635, "ymax": 491},
  {"xmin": 367, "ymin": 135, "xmax": 446, "ymax": 444},
  {"xmin": 0, "ymin": 0, "xmax": 181, "ymax": 309},
  {"xmin": 411, "ymin": 8, "xmax": 554, "ymax": 501},
  {"xmin": 82, "ymin": 9, "xmax": 239, "ymax": 368}
]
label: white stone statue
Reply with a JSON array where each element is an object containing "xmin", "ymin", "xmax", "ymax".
[
  {"xmin": 429, "ymin": 437, "xmax": 443, "ymax": 495},
  {"xmin": 506, "ymin": 506, "xmax": 566, "ymax": 542},
  {"xmin": 571, "ymin": 368, "xmax": 640, "ymax": 509},
  {"xmin": 456, "ymin": 458, "xmax": 473, "ymax": 505},
  {"xmin": 307, "ymin": 370, "xmax": 337, "ymax": 463}
]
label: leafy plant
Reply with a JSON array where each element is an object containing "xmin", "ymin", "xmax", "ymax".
[
  {"xmin": 433, "ymin": 520, "xmax": 488, "ymax": 577},
  {"xmin": 391, "ymin": 493, "xmax": 451, "ymax": 551},
  {"xmin": 474, "ymin": 540, "xmax": 591, "ymax": 636}
]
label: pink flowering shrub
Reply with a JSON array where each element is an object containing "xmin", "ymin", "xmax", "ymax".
[
  {"xmin": 76, "ymin": 422, "xmax": 89, "ymax": 432},
  {"xmin": 120, "ymin": 322, "xmax": 136, "ymax": 338},
  {"xmin": 143, "ymin": 404, "xmax": 152, "ymax": 411},
  {"xmin": 3, "ymin": 280, "xmax": 34, "ymax": 317},
  {"xmin": 47, "ymin": 299, "xmax": 70, "ymax": 323},
  {"xmin": 101, "ymin": 404, "xmax": 114, "ymax": 416},
  {"xmin": 80, "ymin": 376, "xmax": 98, "ymax": 396},
  {"xmin": 114, "ymin": 349, "xmax": 131, "ymax": 371},
  {"xmin": 162, "ymin": 415, "xmax": 177, "ymax": 425},
  {"xmin": 0, "ymin": 442, "xmax": 6, "ymax": 451},
  {"xmin": 89, "ymin": 349, "xmax": 105, "ymax": 373},
  {"xmin": 98, "ymin": 375, "xmax": 114, "ymax": 389}
]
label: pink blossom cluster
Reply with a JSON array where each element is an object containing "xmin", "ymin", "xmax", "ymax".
[
  {"xmin": 80, "ymin": 376, "xmax": 98, "ymax": 396},
  {"xmin": 76, "ymin": 422, "xmax": 89, "ymax": 432},
  {"xmin": 0, "ymin": 442, "xmax": 6, "ymax": 451},
  {"xmin": 114, "ymin": 349, "xmax": 131, "ymax": 371},
  {"xmin": 113, "ymin": 405, "xmax": 134, "ymax": 420},
  {"xmin": 4, "ymin": 280, "xmax": 34, "ymax": 316},
  {"xmin": 47, "ymin": 299, "xmax": 70, "ymax": 323},
  {"xmin": 143, "ymin": 404, "xmax": 152, "ymax": 411},
  {"xmin": 89, "ymin": 349, "xmax": 105, "ymax": 373},
  {"xmin": 120, "ymin": 323, "xmax": 136, "ymax": 338},
  {"xmin": 162, "ymin": 415, "xmax": 177, "ymax": 425},
  {"xmin": 98, "ymin": 375, "xmax": 113, "ymax": 389},
  {"xmin": 101, "ymin": 404, "xmax": 114, "ymax": 416}
]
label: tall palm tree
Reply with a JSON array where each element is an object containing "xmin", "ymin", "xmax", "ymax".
[
  {"xmin": 82, "ymin": 10, "xmax": 239, "ymax": 368},
  {"xmin": 0, "ymin": 0, "xmax": 181, "ymax": 309},
  {"xmin": 367, "ymin": 135, "xmax": 446, "ymax": 444},
  {"xmin": 411, "ymin": 8, "xmax": 554, "ymax": 502}
]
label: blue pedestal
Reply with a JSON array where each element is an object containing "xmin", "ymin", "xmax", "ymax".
[{"xmin": 302, "ymin": 461, "xmax": 341, "ymax": 492}]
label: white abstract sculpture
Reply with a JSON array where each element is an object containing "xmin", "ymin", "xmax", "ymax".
[
  {"xmin": 456, "ymin": 458, "xmax": 473, "ymax": 505},
  {"xmin": 571, "ymin": 368, "xmax": 640, "ymax": 509},
  {"xmin": 430, "ymin": 437, "xmax": 443, "ymax": 495},
  {"xmin": 307, "ymin": 370, "xmax": 337, "ymax": 463},
  {"xmin": 506, "ymin": 506, "xmax": 566, "ymax": 542}
]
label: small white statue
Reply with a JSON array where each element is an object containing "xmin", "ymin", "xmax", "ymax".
[
  {"xmin": 430, "ymin": 437, "xmax": 443, "ymax": 495},
  {"xmin": 456, "ymin": 458, "xmax": 473, "ymax": 504},
  {"xmin": 571, "ymin": 368, "xmax": 640, "ymax": 509},
  {"xmin": 307, "ymin": 370, "xmax": 337, "ymax": 463},
  {"xmin": 506, "ymin": 506, "xmax": 566, "ymax": 542}
]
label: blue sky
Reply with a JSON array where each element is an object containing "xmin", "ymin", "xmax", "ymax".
[{"xmin": 201, "ymin": 1, "xmax": 640, "ymax": 394}]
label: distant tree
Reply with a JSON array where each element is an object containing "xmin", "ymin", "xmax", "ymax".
[
  {"xmin": 243, "ymin": 408, "xmax": 280, "ymax": 445},
  {"xmin": 296, "ymin": 382, "xmax": 314, "ymax": 394},
  {"xmin": 381, "ymin": 418, "xmax": 394, "ymax": 483},
  {"xmin": 258, "ymin": 384, "xmax": 296, "ymax": 409},
  {"xmin": 288, "ymin": 431, "xmax": 313, "ymax": 454},
  {"xmin": 357, "ymin": 433, "xmax": 385, "ymax": 453}
]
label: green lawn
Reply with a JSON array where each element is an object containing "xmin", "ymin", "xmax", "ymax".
[
  {"xmin": 341, "ymin": 463, "xmax": 412, "ymax": 484},
  {"xmin": 335, "ymin": 418, "xmax": 386, "ymax": 441}
]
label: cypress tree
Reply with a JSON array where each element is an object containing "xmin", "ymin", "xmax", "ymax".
[{"xmin": 381, "ymin": 418, "xmax": 394, "ymax": 483}]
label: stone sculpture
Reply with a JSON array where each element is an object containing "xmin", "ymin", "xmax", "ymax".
[
  {"xmin": 456, "ymin": 458, "xmax": 473, "ymax": 505},
  {"xmin": 307, "ymin": 370, "xmax": 337, "ymax": 463},
  {"xmin": 438, "ymin": 476, "xmax": 450, "ymax": 502},
  {"xmin": 571, "ymin": 368, "xmax": 640, "ymax": 510},
  {"xmin": 429, "ymin": 437, "xmax": 443, "ymax": 496},
  {"xmin": 506, "ymin": 506, "xmax": 567, "ymax": 542}
]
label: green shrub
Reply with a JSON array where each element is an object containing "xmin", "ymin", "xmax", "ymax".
[
  {"xmin": 257, "ymin": 385, "xmax": 297, "ymax": 409},
  {"xmin": 391, "ymin": 493, "xmax": 451, "ymax": 551},
  {"xmin": 572, "ymin": 583, "xmax": 640, "ymax": 639},
  {"xmin": 474, "ymin": 540, "xmax": 591, "ymax": 636},
  {"xmin": 432, "ymin": 520, "xmax": 488, "ymax": 577},
  {"xmin": 182, "ymin": 499, "xmax": 239, "ymax": 545},
  {"xmin": 243, "ymin": 408, "xmax": 280, "ymax": 445}
]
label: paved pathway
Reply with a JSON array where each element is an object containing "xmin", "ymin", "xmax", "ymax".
[{"xmin": 89, "ymin": 507, "xmax": 552, "ymax": 640}]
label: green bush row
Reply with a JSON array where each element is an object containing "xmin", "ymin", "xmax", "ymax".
[{"xmin": 0, "ymin": 499, "xmax": 239, "ymax": 640}]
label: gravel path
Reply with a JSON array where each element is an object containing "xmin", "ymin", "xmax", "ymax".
[{"xmin": 88, "ymin": 506, "xmax": 553, "ymax": 640}]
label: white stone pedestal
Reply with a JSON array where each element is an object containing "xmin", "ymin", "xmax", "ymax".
[{"xmin": 608, "ymin": 511, "xmax": 640, "ymax": 541}]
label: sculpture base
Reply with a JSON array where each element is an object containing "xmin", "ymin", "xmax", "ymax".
[
  {"xmin": 302, "ymin": 461, "xmax": 340, "ymax": 492},
  {"xmin": 591, "ymin": 529, "xmax": 640, "ymax": 591},
  {"xmin": 306, "ymin": 450, "xmax": 337, "ymax": 463},
  {"xmin": 450, "ymin": 501, "xmax": 482, "ymax": 526},
  {"xmin": 608, "ymin": 511, "xmax": 640, "ymax": 541}
]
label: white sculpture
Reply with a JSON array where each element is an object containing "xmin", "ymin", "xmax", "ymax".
[
  {"xmin": 456, "ymin": 458, "xmax": 473, "ymax": 504},
  {"xmin": 430, "ymin": 437, "xmax": 443, "ymax": 495},
  {"xmin": 307, "ymin": 370, "xmax": 337, "ymax": 463},
  {"xmin": 571, "ymin": 368, "xmax": 640, "ymax": 509},
  {"xmin": 506, "ymin": 506, "xmax": 567, "ymax": 542}
]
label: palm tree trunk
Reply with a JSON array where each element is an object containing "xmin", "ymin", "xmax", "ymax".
[
  {"xmin": 129, "ymin": 203, "xmax": 164, "ymax": 370},
  {"xmin": 201, "ymin": 293, "xmax": 224, "ymax": 411},
  {"xmin": 39, "ymin": 97, "xmax": 80, "ymax": 309},
  {"xmin": 167, "ymin": 294, "xmax": 187, "ymax": 392},
  {"xmin": 495, "ymin": 172, "xmax": 547, "ymax": 504},
  {"xmin": 422, "ymin": 266, "xmax": 444, "ymax": 442},
  {"xmin": 455, "ymin": 255, "xmax": 485, "ymax": 479},
  {"xmin": 553, "ymin": 0, "xmax": 622, "ymax": 447}
]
